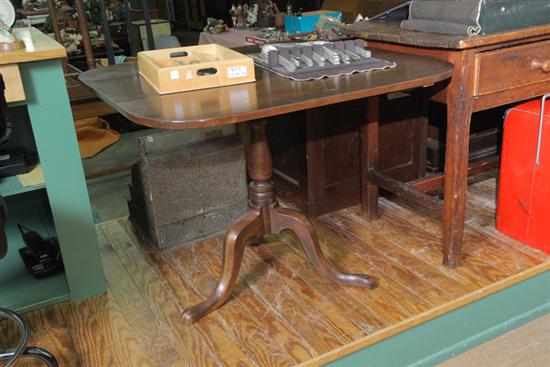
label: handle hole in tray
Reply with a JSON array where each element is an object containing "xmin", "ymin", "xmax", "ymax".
[
  {"xmin": 197, "ymin": 68, "xmax": 218, "ymax": 76},
  {"xmin": 170, "ymin": 51, "xmax": 188, "ymax": 58}
]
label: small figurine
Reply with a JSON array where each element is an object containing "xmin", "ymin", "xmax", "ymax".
[
  {"xmin": 246, "ymin": 4, "xmax": 259, "ymax": 28},
  {"xmin": 229, "ymin": 4, "xmax": 238, "ymax": 27},
  {"xmin": 61, "ymin": 29, "xmax": 83, "ymax": 54},
  {"xmin": 236, "ymin": 4, "xmax": 245, "ymax": 28},
  {"xmin": 264, "ymin": 0, "xmax": 277, "ymax": 18}
]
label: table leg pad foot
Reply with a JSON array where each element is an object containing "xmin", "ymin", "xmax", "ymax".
[{"xmin": 270, "ymin": 207, "xmax": 377, "ymax": 289}]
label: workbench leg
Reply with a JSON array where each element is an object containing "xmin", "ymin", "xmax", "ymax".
[
  {"xmin": 182, "ymin": 119, "xmax": 376, "ymax": 324},
  {"xmin": 361, "ymin": 96, "xmax": 380, "ymax": 220},
  {"xmin": 442, "ymin": 62, "xmax": 474, "ymax": 268},
  {"xmin": 20, "ymin": 59, "xmax": 106, "ymax": 299}
]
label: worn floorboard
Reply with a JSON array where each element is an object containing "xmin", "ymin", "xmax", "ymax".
[{"xmin": 1, "ymin": 178, "xmax": 549, "ymax": 366}]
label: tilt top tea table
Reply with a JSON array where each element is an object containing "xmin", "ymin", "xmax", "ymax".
[{"xmin": 80, "ymin": 48, "xmax": 452, "ymax": 323}]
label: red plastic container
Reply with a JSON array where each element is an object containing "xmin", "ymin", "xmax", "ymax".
[{"xmin": 496, "ymin": 95, "xmax": 550, "ymax": 254}]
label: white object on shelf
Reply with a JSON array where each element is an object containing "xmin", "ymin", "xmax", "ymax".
[{"xmin": 0, "ymin": 0, "xmax": 16, "ymax": 27}]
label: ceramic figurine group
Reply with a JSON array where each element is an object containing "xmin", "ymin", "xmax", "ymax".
[{"xmin": 230, "ymin": 1, "xmax": 279, "ymax": 29}]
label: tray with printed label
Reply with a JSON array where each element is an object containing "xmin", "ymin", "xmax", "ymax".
[{"xmin": 138, "ymin": 44, "xmax": 256, "ymax": 94}]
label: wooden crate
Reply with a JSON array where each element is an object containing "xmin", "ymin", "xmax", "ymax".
[
  {"xmin": 128, "ymin": 133, "xmax": 248, "ymax": 250},
  {"xmin": 137, "ymin": 44, "xmax": 255, "ymax": 94}
]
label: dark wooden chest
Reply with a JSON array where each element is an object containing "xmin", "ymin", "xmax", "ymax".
[
  {"xmin": 128, "ymin": 133, "xmax": 248, "ymax": 250},
  {"xmin": 269, "ymin": 93, "xmax": 427, "ymax": 217}
]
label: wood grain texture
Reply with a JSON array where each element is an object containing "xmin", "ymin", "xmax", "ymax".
[
  {"xmin": 78, "ymin": 50, "xmax": 452, "ymax": 129},
  {"xmin": 0, "ymin": 304, "xmax": 80, "ymax": 367},
  {"xmin": 1, "ymin": 64, "xmax": 25, "ymax": 103},
  {"xmin": 0, "ymin": 28, "xmax": 66, "ymax": 65},
  {"xmin": 100, "ymin": 220, "xmax": 225, "ymax": 366},
  {"xmin": 474, "ymin": 40, "xmax": 550, "ymax": 96},
  {"xmin": 2, "ymin": 178, "xmax": 548, "ymax": 366}
]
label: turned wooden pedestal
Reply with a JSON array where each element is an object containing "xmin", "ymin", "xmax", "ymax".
[{"xmin": 182, "ymin": 121, "xmax": 376, "ymax": 323}]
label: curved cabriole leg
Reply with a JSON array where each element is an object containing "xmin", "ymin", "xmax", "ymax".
[
  {"xmin": 182, "ymin": 209, "xmax": 264, "ymax": 324},
  {"xmin": 183, "ymin": 119, "xmax": 376, "ymax": 324},
  {"xmin": 270, "ymin": 207, "xmax": 377, "ymax": 289}
]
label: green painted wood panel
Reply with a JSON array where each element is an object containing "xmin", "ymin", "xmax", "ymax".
[
  {"xmin": 327, "ymin": 270, "xmax": 550, "ymax": 367},
  {"xmin": 19, "ymin": 59, "xmax": 106, "ymax": 300},
  {"xmin": 0, "ymin": 192, "xmax": 70, "ymax": 312}
]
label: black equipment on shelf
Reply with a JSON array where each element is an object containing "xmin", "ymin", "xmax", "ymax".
[
  {"xmin": 17, "ymin": 223, "xmax": 64, "ymax": 278},
  {"xmin": 0, "ymin": 197, "xmax": 59, "ymax": 367},
  {"xmin": 0, "ymin": 73, "xmax": 37, "ymax": 177}
]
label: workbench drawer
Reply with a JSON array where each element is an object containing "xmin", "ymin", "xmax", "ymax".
[{"xmin": 474, "ymin": 40, "xmax": 550, "ymax": 96}]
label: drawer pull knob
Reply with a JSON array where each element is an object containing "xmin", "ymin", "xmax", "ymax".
[{"xmin": 531, "ymin": 59, "xmax": 550, "ymax": 73}]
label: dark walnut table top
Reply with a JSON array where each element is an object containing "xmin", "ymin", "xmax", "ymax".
[
  {"xmin": 79, "ymin": 49, "xmax": 452, "ymax": 130},
  {"xmin": 346, "ymin": 20, "xmax": 550, "ymax": 50}
]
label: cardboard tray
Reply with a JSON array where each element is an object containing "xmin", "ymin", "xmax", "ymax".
[{"xmin": 138, "ymin": 44, "xmax": 256, "ymax": 94}]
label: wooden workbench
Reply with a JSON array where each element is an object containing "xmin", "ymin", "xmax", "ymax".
[{"xmin": 347, "ymin": 20, "xmax": 550, "ymax": 267}]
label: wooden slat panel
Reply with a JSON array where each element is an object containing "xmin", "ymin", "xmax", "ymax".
[
  {"xmin": 3, "ymin": 178, "xmax": 548, "ymax": 367},
  {"xmin": 1, "ymin": 64, "xmax": 25, "ymax": 103},
  {"xmin": 350, "ymin": 202, "xmax": 497, "ymax": 288},
  {"xmin": 378, "ymin": 198, "xmax": 540, "ymax": 277},
  {"xmin": 327, "ymin": 212, "xmax": 473, "ymax": 299},
  {"xmin": 0, "ymin": 304, "xmax": 80, "ymax": 367},
  {"xmin": 100, "ymin": 220, "xmax": 225, "ymax": 367},
  {"xmin": 96, "ymin": 229, "xmax": 183, "ymax": 367},
  {"xmin": 278, "ymin": 216, "xmax": 434, "ymax": 321},
  {"xmin": 254, "ymin": 233, "xmax": 389, "ymax": 333},
  {"xmin": 62, "ymin": 293, "xmax": 157, "ymax": 367},
  {"xmin": 170, "ymin": 242, "xmax": 307, "ymax": 366},
  {"xmin": 314, "ymin": 219, "xmax": 442, "ymax": 309},
  {"xmin": 118, "ymin": 218, "xmax": 318, "ymax": 365},
  {"xmin": 203, "ymin": 236, "xmax": 359, "ymax": 354}
]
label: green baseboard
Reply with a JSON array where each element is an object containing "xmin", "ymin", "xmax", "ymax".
[{"xmin": 326, "ymin": 270, "xmax": 550, "ymax": 367}]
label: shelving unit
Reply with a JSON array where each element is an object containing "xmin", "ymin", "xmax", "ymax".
[
  {"xmin": 0, "ymin": 28, "xmax": 105, "ymax": 312},
  {"xmin": 0, "ymin": 192, "xmax": 69, "ymax": 313},
  {"xmin": 0, "ymin": 174, "xmax": 45, "ymax": 197}
]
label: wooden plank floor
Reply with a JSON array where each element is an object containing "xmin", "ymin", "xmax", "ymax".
[{"xmin": 1, "ymin": 178, "xmax": 549, "ymax": 366}]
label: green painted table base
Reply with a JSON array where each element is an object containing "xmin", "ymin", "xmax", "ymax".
[{"xmin": 15, "ymin": 59, "xmax": 105, "ymax": 303}]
